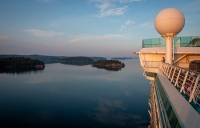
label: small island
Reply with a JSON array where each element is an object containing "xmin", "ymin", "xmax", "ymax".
[
  {"xmin": 0, "ymin": 57, "xmax": 45, "ymax": 70},
  {"xmin": 92, "ymin": 60, "xmax": 125, "ymax": 71}
]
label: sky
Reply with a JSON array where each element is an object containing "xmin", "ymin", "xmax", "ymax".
[{"xmin": 0, "ymin": 0, "xmax": 200, "ymax": 57}]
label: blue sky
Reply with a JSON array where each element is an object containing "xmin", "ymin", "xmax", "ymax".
[{"xmin": 0, "ymin": 0, "xmax": 200, "ymax": 57}]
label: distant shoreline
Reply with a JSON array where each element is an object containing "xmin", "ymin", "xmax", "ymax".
[
  {"xmin": 111, "ymin": 57, "xmax": 133, "ymax": 60},
  {"xmin": 0, "ymin": 54, "xmax": 107, "ymax": 64}
]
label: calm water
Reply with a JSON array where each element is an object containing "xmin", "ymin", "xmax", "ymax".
[{"xmin": 0, "ymin": 59, "xmax": 150, "ymax": 128}]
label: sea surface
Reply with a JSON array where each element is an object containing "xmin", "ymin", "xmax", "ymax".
[{"xmin": 0, "ymin": 59, "xmax": 150, "ymax": 128}]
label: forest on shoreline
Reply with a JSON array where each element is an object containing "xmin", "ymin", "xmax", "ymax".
[{"xmin": 0, "ymin": 57, "xmax": 45, "ymax": 69}]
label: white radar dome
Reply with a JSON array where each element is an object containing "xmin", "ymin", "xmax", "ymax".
[{"xmin": 154, "ymin": 8, "xmax": 185, "ymax": 36}]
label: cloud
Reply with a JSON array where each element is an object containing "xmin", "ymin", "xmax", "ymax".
[
  {"xmin": 68, "ymin": 34, "xmax": 127, "ymax": 43},
  {"xmin": 97, "ymin": 3, "xmax": 128, "ymax": 17},
  {"xmin": 64, "ymin": 33, "xmax": 133, "ymax": 57},
  {"xmin": 25, "ymin": 29, "xmax": 64, "ymax": 37},
  {"xmin": 92, "ymin": 0, "xmax": 141, "ymax": 17},
  {"xmin": 121, "ymin": 19, "xmax": 135, "ymax": 28},
  {"xmin": 125, "ymin": 19, "xmax": 135, "ymax": 26}
]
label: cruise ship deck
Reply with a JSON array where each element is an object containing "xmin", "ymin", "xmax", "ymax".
[{"xmin": 137, "ymin": 36, "xmax": 200, "ymax": 128}]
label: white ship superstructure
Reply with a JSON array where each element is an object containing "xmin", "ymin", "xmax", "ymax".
[{"xmin": 137, "ymin": 8, "xmax": 200, "ymax": 128}]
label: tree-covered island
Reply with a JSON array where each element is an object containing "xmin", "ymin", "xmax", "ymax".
[
  {"xmin": 92, "ymin": 60, "xmax": 125, "ymax": 71},
  {"xmin": 0, "ymin": 57, "xmax": 45, "ymax": 69}
]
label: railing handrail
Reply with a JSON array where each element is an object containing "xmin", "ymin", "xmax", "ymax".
[
  {"xmin": 142, "ymin": 36, "xmax": 200, "ymax": 48},
  {"xmin": 144, "ymin": 61, "xmax": 200, "ymax": 112}
]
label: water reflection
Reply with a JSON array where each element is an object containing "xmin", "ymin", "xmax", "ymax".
[
  {"xmin": 60, "ymin": 61, "xmax": 93, "ymax": 66},
  {"xmin": 92, "ymin": 98, "xmax": 149, "ymax": 127},
  {"xmin": 0, "ymin": 68, "xmax": 44, "ymax": 74},
  {"xmin": 92, "ymin": 65, "xmax": 124, "ymax": 71},
  {"xmin": 0, "ymin": 60, "xmax": 150, "ymax": 128}
]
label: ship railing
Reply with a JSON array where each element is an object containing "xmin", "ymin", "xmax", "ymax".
[
  {"xmin": 142, "ymin": 36, "xmax": 200, "ymax": 48},
  {"xmin": 143, "ymin": 61, "xmax": 200, "ymax": 108},
  {"xmin": 159, "ymin": 62, "xmax": 200, "ymax": 106}
]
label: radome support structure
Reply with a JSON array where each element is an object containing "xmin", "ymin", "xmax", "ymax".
[{"xmin": 154, "ymin": 8, "xmax": 185, "ymax": 64}]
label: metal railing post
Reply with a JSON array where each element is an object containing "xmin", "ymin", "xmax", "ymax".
[
  {"xmin": 168, "ymin": 66, "xmax": 173, "ymax": 79},
  {"xmin": 189, "ymin": 75, "xmax": 200, "ymax": 102},
  {"xmin": 180, "ymin": 71, "xmax": 189, "ymax": 93},
  {"xmin": 171, "ymin": 67, "xmax": 176, "ymax": 82},
  {"xmin": 175, "ymin": 69, "xmax": 181, "ymax": 87}
]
